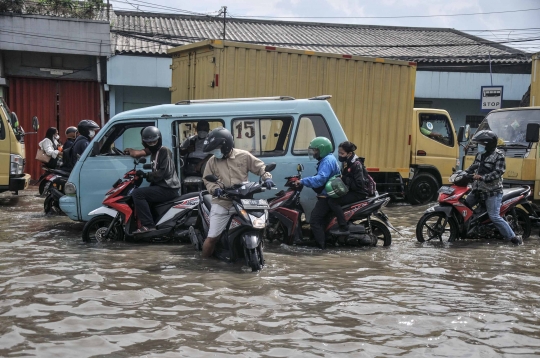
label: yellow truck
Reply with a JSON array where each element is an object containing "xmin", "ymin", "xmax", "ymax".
[
  {"xmin": 168, "ymin": 40, "xmax": 459, "ymax": 204},
  {"xmin": 0, "ymin": 99, "xmax": 34, "ymax": 194},
  {"xmin": 461, "ymin": 54, "xmax": 540, "ymax": 199}
]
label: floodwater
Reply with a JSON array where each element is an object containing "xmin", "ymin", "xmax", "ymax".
[{"xmin": 1, "ymin": 190, "xmax": 540, "ymax": 357}]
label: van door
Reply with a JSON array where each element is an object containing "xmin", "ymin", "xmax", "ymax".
[
  {"xmin": 0, "ymin": 111, "xmax": 10, "ymax": 187},
  {"xmin": 414, "ymin": 111, "xmax": 457, "ymax": 184},
  {"xmin": 77, "ymin": 120, "xmax": 155, "ymax": 221}
]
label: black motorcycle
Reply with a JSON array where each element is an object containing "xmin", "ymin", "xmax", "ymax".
[
  {"xmin": 43, "ymin": 169, "xmax": 70, "ymax": 214},
  {"xmin": 189, "ymin": 164, "xmax": 276, "ymax": 271}
]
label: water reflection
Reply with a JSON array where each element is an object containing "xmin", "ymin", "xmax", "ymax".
[{"xmin": 0, "ymin": 191, "xmax": 539, "ymax": 356}]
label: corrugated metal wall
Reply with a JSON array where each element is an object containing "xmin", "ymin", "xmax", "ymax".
[
  {"xmin": 170, "ymin": 41, "xmax": 416, "ymax": 171},
  {"xmin": 7, "ymin": 77, "xmax": 100, "ymax": 181}
]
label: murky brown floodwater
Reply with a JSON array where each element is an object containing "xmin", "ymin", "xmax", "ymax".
[{"xmin": 1, "ymin": 190, "xmax": 540, "ymax": 357}]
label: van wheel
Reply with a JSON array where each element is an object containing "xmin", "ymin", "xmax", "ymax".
[
  {"xmin": 408, "ymin": 173, "xmax": 438, "ymax": 205},
  {"xmin": 82, "ymin": 215, "xmax": 124, "ymax": 243}
]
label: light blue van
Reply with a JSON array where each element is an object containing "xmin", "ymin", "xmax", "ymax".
[{"xmin": 59, "ymin": 96, "xmax": 347, "ymax": 222}]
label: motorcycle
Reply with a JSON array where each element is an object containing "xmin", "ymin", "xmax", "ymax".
[
  {"xmin": 42, "ymin": 168, "xmax": 70, "ymax": 214},
  {"xmin": 36, "ymin": 166, "xmax": 57, "ymax": 196},
  {"xmin": 188, "ymin": 163, "xmax": 277, "ymax": 272},
  {"xmin": 266, "ymin": 164, "xmax": 394, "ymax": 247},
  {"xmin": 82, "ymin": 157, "xmax": 199, "ymax": 243},
  {"xmin": 416, "ymin": 170, "xmax": 532, "ymax": 243}
]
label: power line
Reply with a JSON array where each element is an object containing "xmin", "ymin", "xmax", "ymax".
[{"xmin": 230, "ymin": 7, "xmax": 540, "ymax": 19}]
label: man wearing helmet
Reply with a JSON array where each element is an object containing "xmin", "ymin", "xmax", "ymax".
[
  {"xmin": 179, "ymin": 120, "xmax": 212, "ymax": 177},
  {"xmin": 464, "ymin": 130, "xmax": 522, "ymax": 245},
  {"xmin": 60, "ymin": 119, "xmax": 100, "ymax": 171},
  {"xmin": 201, "ymin": 127, "xmax": 275, "ymax": 258},
  {"xmin": 63, "ymin": 126, "xmax": 78, "ymax": 150},
  {"xmin": 131, "ymin": 126, "xmax": 181, "ymax": 233},
  {"xmin": 293, "ymin": 137, "xmax": 341, "ymax": 249}
]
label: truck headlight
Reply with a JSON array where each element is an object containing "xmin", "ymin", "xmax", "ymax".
[
  {"xmin": 65, "ymin": 182, "xmax": 77, "ymax": 196},
  {"xmin": 10, "ymin": 154, "xmax": 23, "ymax": 175}
]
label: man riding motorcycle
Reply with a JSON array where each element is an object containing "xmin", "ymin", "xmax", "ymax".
[
  {"xmin": 131, "ymin": 126, "xmax": 181, "ymax": 233},
  {"xmin": 201, "ymin": 127, "xmax": 274, "ymax": 258},
  {"xmin": 464, "ymin": 130, "xmax": 522, "ymax": 245},
  {"xmin": 293, "ymin": 137, "xmax": 341, "ymax": 249}
]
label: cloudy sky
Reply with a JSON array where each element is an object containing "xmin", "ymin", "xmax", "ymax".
[{"xmin": 113, "ymin": 0, "xmax": 540, "ymax": 53}]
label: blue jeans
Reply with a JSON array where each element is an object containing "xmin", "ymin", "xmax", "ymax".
[{"xmin": 465, "ymin": 192, "xmax": 516, "ymax": 240}]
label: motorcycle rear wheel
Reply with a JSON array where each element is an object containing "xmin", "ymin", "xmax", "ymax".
[
  {"xmin": 364, "ymin": 220, "xmax": 392, "ymax": 247},
  {"xmin": 506, "ymin": 208, "xmax": 531, "ymax": 239},
  {"xmin": 82, "ymin": 215, "xmax": 124, "ymax": 243},
  {"xmin": 416, "ymin": 212, "xmax": 459, "ymax": 243}
]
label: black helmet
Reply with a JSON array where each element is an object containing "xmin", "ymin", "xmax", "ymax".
[
  {"xmin": 196, "ymin": 120, "xmax": 210, "ymax": 132},
  {"xmin": 471, "ymin": 130, "xmax": 498, "ymax": 150},
  {"xmin": 141, "ymin": 126, "xmax": 161, "ymax": 143},
  {"xmin": 77, "ymin": 119, "xmax": 100, "ymax": 137},
  {"xmin": 203, "ymin": 127, "xmax": 234, "ymax": 157},
  {"xmin": 65, "ymin": 126, "xmax": 77, "ymax": 135}
]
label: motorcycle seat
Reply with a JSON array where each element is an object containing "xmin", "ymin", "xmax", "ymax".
[
  {"xmin": 340, "ymin": 196, "xmax": 369, "ymax": 209},
  {"xmin": 51, "ymin": 169, "xmax": 71, "ymax": 176},
  {"xmin": 203, "ymin": 194, "xmax": 213, "ymax": 210},
  {"xmin": 152, "ymin": 192, "xmax": 198, "ymax": 210},
  {"xmin": 502, "ymin": 187, "xmax": 527, "ymax": 202}
]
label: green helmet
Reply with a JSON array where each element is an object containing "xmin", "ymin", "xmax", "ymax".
[{"xmin": 308, "ymin": 137, "xmax": 333, "ymax": 160}]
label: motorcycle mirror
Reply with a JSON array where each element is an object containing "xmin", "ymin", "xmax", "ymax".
[
  {"xmin": 32, "ymin": 116, "xmax": 39, "ymax": 131},
  {"xmin": 138, "ymin": 157, "xmax": 147, "ymax": 164},
  {"xmin": 526, "ymin": 123, "xmax": 539, "ymax": 143},
  {"xmin": 142, "ymin": 164, "xmax": 152, "ymax": 170},
  {"xmin": 205, "ymin": 174, "xmax": 219, "ymax": 183},
  {"xmin": 296, "ymin": 163, "xmax": 304, "ymax": 172},
  {"xmin": 265, "ymin": 163, "xmax": 277, "ymax": 172}
]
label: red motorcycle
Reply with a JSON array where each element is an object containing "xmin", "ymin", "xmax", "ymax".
[
  {"xmin": 267, "ymin": 164, "xmax": 394, "ymax": 247},
  {"xmin": 416, "ymin": 170, "xmax": 532, "ymax": 242},
  {"xmin": 82, "ymin": 157, "xmax": 199, "ymax": 243}
]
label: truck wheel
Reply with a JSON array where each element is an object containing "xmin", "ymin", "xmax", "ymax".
[{"xmin": 408, "ymin": 173, "xmax": 438, "ymax": 205}]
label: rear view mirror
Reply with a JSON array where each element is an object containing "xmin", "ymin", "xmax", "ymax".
[
  {"xmin": 526, "ymin": 123, "xmax": 540, "ymax": 143},
  {"xmin": 465, "ymin": 124, "xmax": 471, "ymax": 140},
  {"xmin": 457, "ymin": 126, "xmax": 465, "ymax": 142},
  {"xmin": 265, "ymin": 163, "xmax": 277, "ymax": 172},
  {"xmin": 205, "ymin": 174, "xmax": 219, "ymax": 183},
  {"xmin": 32, "ymin": 116, "xmax": 39, "ymax": 131},
  {"xmin": 142, "ymin": 164, "xmax": 152, "ymax": 170},
  {"xmin": 297, "ymin": 163, "xmax": 304, "ymax": 172},
  {"xmin": 139, "ymin": 157, "xmax": 147, "ymax": 164},
  {"xmin": 91, "ymin": 141, "xmax": 100, "ymax": 156}
]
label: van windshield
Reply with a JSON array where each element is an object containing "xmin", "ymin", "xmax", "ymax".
[{"xmin": 477, "ymin": 109, "xmax": 540, "ymax": 146}]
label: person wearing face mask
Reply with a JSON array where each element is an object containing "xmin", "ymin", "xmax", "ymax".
[
  {"xmin": 201, "ymin": 127, "xmax": 274, "ymax": 258},
  {"xmin": 60, "ymin": 119, "xmax": 100, "ymax": 172},
  {"xmin": 326, "ymin": 141, "xmax": 370, "ymax": 235},
  {"xmin": 180, "ymin": 120, "xmax": 212, "ymax": 177},
  {"xmin": 292, "ymin": 137, "xmax": 341, "ymax": 249},
  {"xmin": 38, "ymin": 127, "xmax": 63, "ymax": 169},
  {"xmin": 130, "ymin": 126, "xmax": 181, "ymax": 233},
  {"xmin": 464, "ymin": 130, "xmax": 522, "ymax": 245}
]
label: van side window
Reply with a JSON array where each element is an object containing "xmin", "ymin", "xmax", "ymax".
[
  {"xmin": 231, "ymin": 118, "xmax": 293, "ymax": 157},
  {"xmin": 177, "ymin": 120, "xmax": 224, "ymax": 144},
  {"xmin": 293, "ymin": 115, "xmax": 333, "ymax": 155},
  {"xmin": 94, "ymin": 121, "xmax": 155, "ymax": 156},
  {"xmin": 419, "ymin": 114, "xmax": 454, "ymax": 147}
]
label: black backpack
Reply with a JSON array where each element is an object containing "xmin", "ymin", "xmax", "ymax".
[{"xmin": 358, "ymin": 157, "xmax": 377, "ymax": 197}]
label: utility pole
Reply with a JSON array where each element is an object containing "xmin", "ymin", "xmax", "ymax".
[{"xmin": 221, "ymin": 6, "xmax": 227, "ymax": 43}]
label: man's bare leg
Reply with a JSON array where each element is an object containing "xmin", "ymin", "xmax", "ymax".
[{"xmin": 202, "ymin": 236, "xmax": 219, "ymax": 258}]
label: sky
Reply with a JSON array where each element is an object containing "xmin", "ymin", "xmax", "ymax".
[{"xmin": 112, "ymin": 0, "xmax": 540, "ymax": 53}]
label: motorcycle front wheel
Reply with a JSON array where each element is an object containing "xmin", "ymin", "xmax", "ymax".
[
  {"xmin": 416, "ymin": 212, "xmax": 459, "ymax": 243},
  {"xmin": 82, "ymin": 215, "xmax": 124, "ymax": 243},
  {"xmin": 363, "ymin": 220, "xmax": 392, "ymax": 247},
  {"xmin": 244, "ymin": 245, "xmax": 264, "ymax": 272},
  {"xmin": 44, "ymin": 195, "xmax": 62, "ymax": 215}
]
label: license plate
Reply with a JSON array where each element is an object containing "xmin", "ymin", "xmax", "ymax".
[
  {"xmin": 438, "ymin": 186, "xmax": 454, "ymax": 195},
  {"xmin": 241, "ymin": 199, "xmax": 269, "ymax": 207}
]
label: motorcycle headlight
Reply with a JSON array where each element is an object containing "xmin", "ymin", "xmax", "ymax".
[
  {"xmin": 251, "ymin": 217, "xmax": 266, "ymax": 229},
  {"xmin": 65, "ymin": 182, "xmax": 77, "ymax": 196}
]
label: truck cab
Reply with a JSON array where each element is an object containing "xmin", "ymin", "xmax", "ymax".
[
  {"xmin": 462, "ymin": 107, "xmax": 540, "ymax": 199},
  {"xmin": 0, "ymin": 99, "xmax": 31, "ymax": 194}
]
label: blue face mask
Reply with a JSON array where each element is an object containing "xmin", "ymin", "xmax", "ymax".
[
  {"xmin": 477, "ymin": 144, "xmax": 486, "ymax": 154},
  {"xmin": 212, "ymin": 149, "xmax": 224, "ymax": 159}
]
